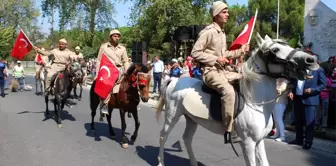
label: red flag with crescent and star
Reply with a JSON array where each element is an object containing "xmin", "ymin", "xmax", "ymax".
[
  {"xmin": 229, "ymin": 15, "xmax": 256, "ymax": 51},
  {"xmin": 37, "ymin": 54, "xmax": 43, "ymax": 64},
  {"xmin": 11, "ymin": 29, "xmax": 33, "ymax": 60},
  {"xmin": 94, "ymin": 52, "xmax": 119, "ymax": 99}
]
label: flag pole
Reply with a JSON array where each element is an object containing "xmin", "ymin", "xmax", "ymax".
[
  {"xmin": 20, "ymin": 29, "xmax": 34, "ymax": 47},
  {"xmin": 247, "ymin": 9, "xmax": 258, "ymax": 44}
]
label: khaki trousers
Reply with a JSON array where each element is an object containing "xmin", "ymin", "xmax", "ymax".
[
  {"xmin": 45, "ymin": 64, "xmax": 66, "ymax": 90},
  {"xmin": 203, "ymin": 67, "xmax": 240, "ymax": 132}
]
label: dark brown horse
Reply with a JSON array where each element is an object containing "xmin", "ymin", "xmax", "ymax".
[
  {"xmin": 45, "ymin": 63, "xmax": 76, "ymax": 128},
  {"xmin": 89, "ymin": 63, "xmax": 152, "ymax": 148},
  {"xmin": 71, "ymin": 63, "xmax": 84, "ymax": 101}
]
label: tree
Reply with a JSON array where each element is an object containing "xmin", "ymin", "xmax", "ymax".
[
  {"xmin": 0, "ymin": 0, "xmax": 40, "ymax": 60},
  {"xmin": 248, "ymin": 0, "xmax": 304, "ymax": 40}
]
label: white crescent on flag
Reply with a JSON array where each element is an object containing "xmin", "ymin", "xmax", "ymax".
[
  {"xmin": 237, "ymin": 24, "xmax": 249, "ymax": 38},
  {"xmin": 19, "ymin": 38, "xmax": 28, "ymax": 47},
  {"xmin": 99, "ymin": 65, "xmax": 111, "ymax": 81}
]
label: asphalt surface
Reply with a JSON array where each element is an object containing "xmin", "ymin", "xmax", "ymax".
[{"xmin": 0, "ymin": 75, "xmax": 335, "ymax": 166}]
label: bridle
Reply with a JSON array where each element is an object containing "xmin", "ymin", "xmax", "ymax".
[
  {"xmin": 130, "ymin": 70, "xmax": 150, "ymax": 96},
  {"xmin": 254, "ymin": 41, "xmax": 300, "ymax": 80},
  {"xmin": 247, "ymin": 41, "xmax": 299, "ymax": 105}
]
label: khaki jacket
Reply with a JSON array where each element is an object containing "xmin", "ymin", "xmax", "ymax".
[
  {"xmin": 34, "ymin": 53, "xmax": 49, "ymax": 72},
  {"xmin": 96, "ymin": 42, "xmax": 129, "ymax": 72},
  {"xmin": 37, "ymin": 48, "xmax": 72, "ymax": 65},
  {"xmin": 71, "ymin": 52, "xmax": 84, "ymax": 61},
  {"xmin": 191, "ymin": 22, "xmax": 245, "ymax": 74}
]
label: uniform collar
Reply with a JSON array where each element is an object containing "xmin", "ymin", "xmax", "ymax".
[
  {"xmin": 212, "ymin": 22, "xmax": 223, "ymax": 32},
  {"xmin": 107, "ymin": 42, "xmax": 121, "ymax": 49}
]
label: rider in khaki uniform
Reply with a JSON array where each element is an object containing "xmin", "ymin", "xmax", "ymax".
[
  {"xmin": 34, "ymin": 39, "xmax": 73, "ymax": 94},
  {"xmin": 191, "ymin": 1, "xmax": 249, "ymax": 143},
  {"xmin": 95, "ymin": 29, "xmax": 130, "ymax": 114},
  {"xmin": 34, "ymin": 47, "xmax": 49, "ymax": 95},
  {"xmin": 72, "ymin": 46, "xmax": 84, "ymax": 62}
]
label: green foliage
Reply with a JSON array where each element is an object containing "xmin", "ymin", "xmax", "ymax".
[{"xmin": 0, "ymin": 27, "xmax": 15, "ymax": 60}]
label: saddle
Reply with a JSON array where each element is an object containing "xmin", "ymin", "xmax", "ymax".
[
  {"xmin": 108, "ymin": 74, "xmax": 129, "ymax": 106},
  {"xmin": 201, "ymin": 83, "xmax": 245, "ymax": 121},
  {"xmin": 182, "ymin": 79, "xmax": 245, "ymax": 122}
]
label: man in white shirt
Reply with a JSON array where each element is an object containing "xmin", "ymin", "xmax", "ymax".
[
  {"xmin": 151, "ymin": 56, "xmax": 164, "ymax": 93},
  {"xmin": 12, "ymin": 61, "xmax": 25, "ymax": 91}
]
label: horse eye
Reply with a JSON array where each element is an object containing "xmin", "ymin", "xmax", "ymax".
[{"xmin": 272, "ymin": 48, "xmax": 279, "ymax": 53}]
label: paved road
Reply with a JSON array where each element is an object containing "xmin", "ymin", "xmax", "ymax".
[{"xmin": 0, "ymin": 76, "xmax": 335, "ymax": 166}]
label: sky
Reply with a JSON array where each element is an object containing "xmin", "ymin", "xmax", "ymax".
[{"xmin": 37, "ymin": 0, "xmax": 336, "ymax": 34}]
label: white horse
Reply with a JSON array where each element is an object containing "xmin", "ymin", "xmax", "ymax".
[{"xmin": 155, "ymin": 33, "xmax": 319, "ymax": 166}]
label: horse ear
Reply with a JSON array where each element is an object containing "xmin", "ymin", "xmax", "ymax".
[
  {"xmin": 256, "ymin": 32, "xmax": 263, "ymax": 48},
  {"xmin": 264, "ymin": 35, "xmax": 272, "ymax": 42}
]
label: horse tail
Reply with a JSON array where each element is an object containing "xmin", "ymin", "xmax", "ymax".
[{"xmin": 155, "ymin": 79, "xmax": 170, "ymax": 122}]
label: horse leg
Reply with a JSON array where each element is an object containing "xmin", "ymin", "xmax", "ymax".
[
  {"xmin": 90, "ymin": 84, "xmax": 100, "ymax": 133},
  {"xmin": 119, "ymin": 109, "xmax": 128, "ymax": 149},
  {"xmin": 78, "ymin": 83, "xmax": 83, "ymax": 101},
  {"xmin": 74, "ymin": 83, "xmax": 78, "ymax": 99},
  {"xmin": 130, "ymin": 108, "xmax": 140, "ymax": 143},
  {"xmin": 45, "ymin": 95, "xmax": 50, "ymax": 116},
  {"xmin": 183, "ymin": 116, "xmax": 198, "ymax": 166},
  {"xmin": 255, "ymin": 140, "xmax": 270, "ymax": 166},
  {"xmin": 239, "ymin": 138, "xmax": 257, "ymax": 166},
  {"xmin": 41, "ymin": 79, "xmax": 45, "ymax": 94},
  {"xmin": 54, "ymin": 95, "xmax": 63, "ymax": 128},
  {"xmin": 158, "ymin": 113, "xmax": 181, "ymax": 166},
  {"xmin": 106, "ymin": 107, "xmax": 116, "ymax": 139}
]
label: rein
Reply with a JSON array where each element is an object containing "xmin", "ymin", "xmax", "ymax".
[{"xmin": 242, "ymin": 41, "xmax": 297, "ymax": 106}]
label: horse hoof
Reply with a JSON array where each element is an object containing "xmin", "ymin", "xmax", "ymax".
[
  {"xmin": 110, "ymin": 135, "xmax": 116, "ymax": 140},
  {"xmin": 57, "ymin": 124, "xmax": 63, "ymax": 128},
  {"xmin": 121, "ymin": 143, "xmax": 129, "ymax": 149},
  {"xmin": 131, "ymin": 136, "xmax": 137, "ymax": 143}
]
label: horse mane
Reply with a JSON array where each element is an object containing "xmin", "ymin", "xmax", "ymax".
[
  {"xmin": 240, "ymin": 39, "xmax": 288, "ymax": 102},
  {"xmin": 126, "ymin": 63, "xmax": 150, "ymax": 75}
]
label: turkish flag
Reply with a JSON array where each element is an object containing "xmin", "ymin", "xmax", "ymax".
[
  {"xmin": 94, "ymin": 53, "xmax": 120, "ymax": 99},
  {"xmin": 37, "ymin": 54, "xmax": 43, "ymax": 64},
  {"xmin": 229, "ymin": 16, "xmax": 255, "ymax": 50},
  {"xmin": 11, "ymin": 29, "xmax": 33, "ymax": 60}
]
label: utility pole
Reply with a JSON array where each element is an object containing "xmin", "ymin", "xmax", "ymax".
[
  {"xmin": 277, "ymin": 0, "xmax": 280, "ymax": 39},
  {"xmin": 50, "ymin": 3, "xmax": 55, "ymax": 49}
]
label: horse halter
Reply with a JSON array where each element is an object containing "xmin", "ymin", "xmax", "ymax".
[
  {"xmin": 130, "ymin": 71, "xmax": 150, "ymax": 93},
  {"xmin": 256, "ymin": 41, "xmax": 299, "ymax": 79}
]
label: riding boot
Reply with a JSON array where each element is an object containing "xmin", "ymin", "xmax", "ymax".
[
  {"xmin": 221, "ymin": 95, "xmax": 235, "ymax": 144},
  {"xmin": 100, "ymin": 100, "xmax": 108, "ymax": 114}
]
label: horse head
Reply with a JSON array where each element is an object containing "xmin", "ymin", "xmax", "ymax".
[
  {"xmin": 68, "ymin": 62, "xmax": 82, "ymax": 79},
  {"xmin": 127, "ymin": 63, "xmax": 152, "ymax": 102},
  {"xmin": 251, "ymin": 33, "xmax": 319, "ymax": 80}
]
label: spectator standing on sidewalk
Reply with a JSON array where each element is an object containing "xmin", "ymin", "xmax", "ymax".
[
  {"xmin": 151, "ymin": 56, "xmax": 164, "ymax": 93},
  {"xmin": 12, "ymin": 61, "xmax": 25, "ymax": 92}
]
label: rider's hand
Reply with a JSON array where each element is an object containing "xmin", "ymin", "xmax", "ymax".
[
  {"xmin": 217, "ymin": 57, "xmax": 230, "ymax": 64},
  {"xmin": 33, "ymin": 46, "xmax": 39, "ymax": 51},
  {"xmin": 241, "ymin": 44, "xmax": 250, "ymax": 54}
]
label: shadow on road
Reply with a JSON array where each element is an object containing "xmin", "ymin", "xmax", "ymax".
[
  {"xmin": 84, "ymin": 122, "xmax": 130, "ymax": 143},
  {"xmin": 135, "ymin": 145, "xmax": 206, "ymax": 166},
  {"xmin": 17, "ymin": 110, "xmax": 76, "ymax": 123}
]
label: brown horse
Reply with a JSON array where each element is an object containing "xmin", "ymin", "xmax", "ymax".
[{"xmin": 89, "ymin": 63, "xmax": 152, "ymax": 148}]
